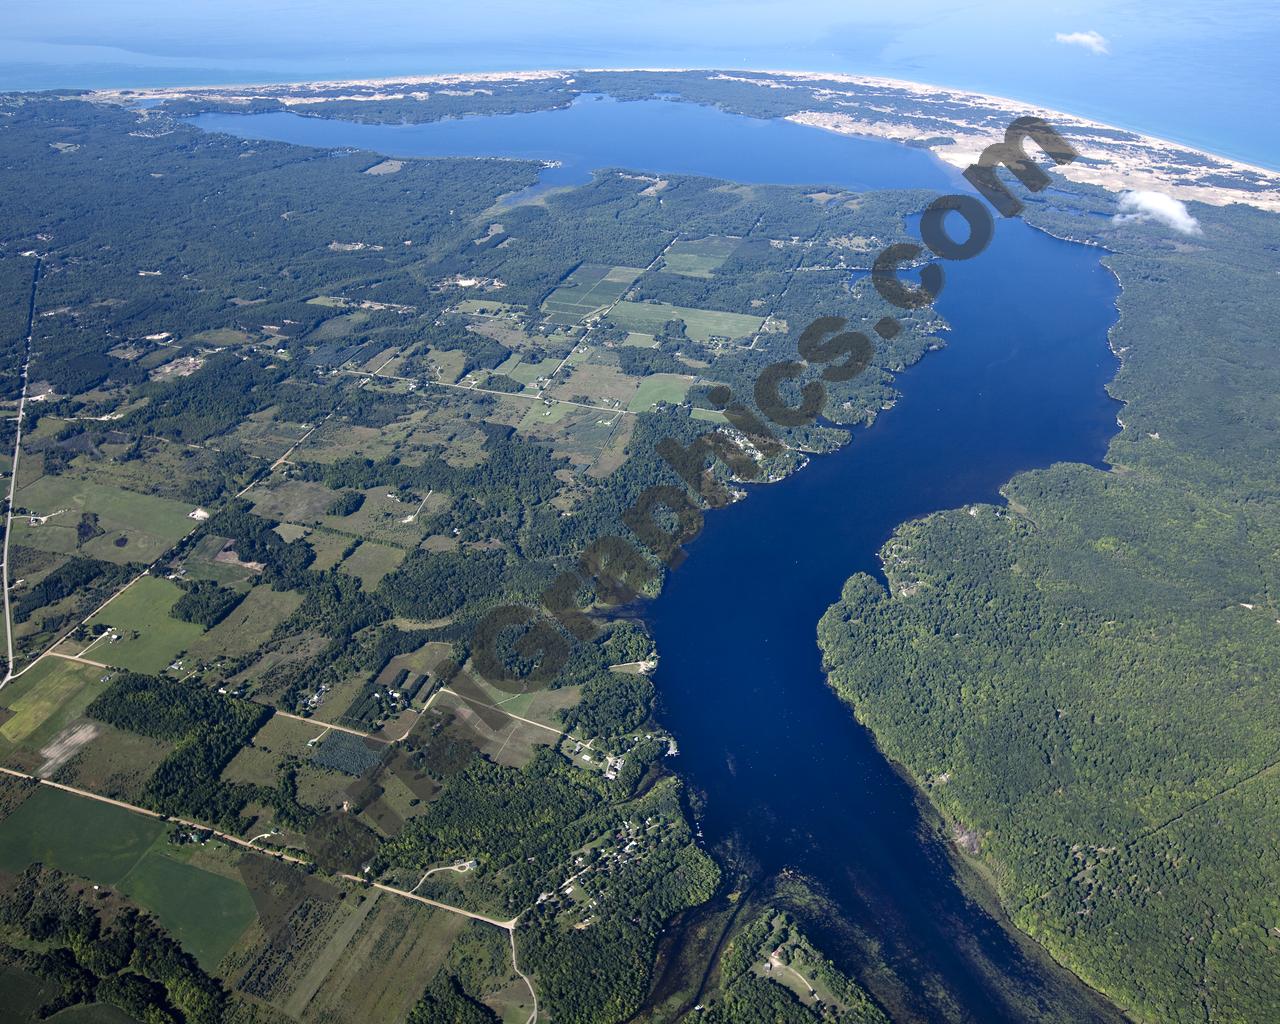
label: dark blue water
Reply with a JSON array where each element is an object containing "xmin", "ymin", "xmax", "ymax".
[
  {"xmin": 649, "ymin": 219, "xmax": 1122, "ymax": 1022},
  {"xmin": 192, "ymin": 102, "xmax": 1125, "ymax": 1022}
]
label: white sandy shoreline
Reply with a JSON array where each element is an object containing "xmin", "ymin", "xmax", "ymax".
[
  {"xmin": 751, "ymin": 68, "xmax": 1280, "ymax": 178},
  {"xmin": 91, "ymin": 67, "xmax": 1280, "ymax": 212}
]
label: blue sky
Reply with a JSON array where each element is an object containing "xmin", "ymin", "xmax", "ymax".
[{"xmin": 4, "ymin": 1, "xmax": 1277, "ymax": 166}]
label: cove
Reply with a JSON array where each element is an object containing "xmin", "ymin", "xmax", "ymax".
[{"xmin": 192, "ymin": 97, "xmax": 1126, "ymax": 1022}]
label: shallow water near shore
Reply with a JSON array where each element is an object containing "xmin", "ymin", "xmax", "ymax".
[{"xmin": 194, "ymin": 98, "xmax": 1126, "ymax": 1022}]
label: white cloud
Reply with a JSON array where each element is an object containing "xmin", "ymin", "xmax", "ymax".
[
  {"xmin": 1055, "ymin": 30, "xmax": 1110, "ymax": 55},
  {"xmin": 1113, "ymin": 191, "xmax": 1202, "ymax": 235}
]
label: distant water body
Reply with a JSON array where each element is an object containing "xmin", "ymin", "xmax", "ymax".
[
  {"xmin": 193, "ymin": 95, "xmax": 962, "ymax": 194},
  {"xmin": 7, "ymin": 1, "xmax": 1278, "ymax": 168},
  {"xmin": 194, "ymin": 99, "xmax": 1127, "ymax": 1021}
]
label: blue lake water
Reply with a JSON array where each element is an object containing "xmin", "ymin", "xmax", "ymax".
[
  {"xmin": 647, "ymin": 220, "xmax": 1122, "ymax": 1022},
  {"xmin": 8, "ymin": 2, "xmax": 1279, "ymax": 167},
  {"xmin": 193, "ymin": 100, "xmax": 1125, "ymax": 1022},
  {"xmin": 193, "ymin": 94, "xmax": 962, "ymax": 194}
]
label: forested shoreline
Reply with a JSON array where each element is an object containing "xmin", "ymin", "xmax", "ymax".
[
  {"xmin": 2, "ymin": 68, "xmax": 1274, "ymax": 1024},
  {"xmin": 0, "ymin": 84, "xmax": 934, "ymax": 1024},
  {"xmin": 820, "ymin": 187, "xmax": 1280, "ymax": 1023}
]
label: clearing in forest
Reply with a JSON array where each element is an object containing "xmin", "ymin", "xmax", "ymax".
[
  {"xmin": 542, "ymin": 264, "xmax": 645, "ymax": 324},
  {"xmin": 659, "ymin": 235, "xmax": 740, "ymax": 277},
  {"xmin": 609, "ymin": 300, "xmax": 763, "ymax": 343}
]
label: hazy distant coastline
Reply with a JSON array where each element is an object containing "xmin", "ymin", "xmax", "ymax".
[{"xmin": 91, "ymin": 67, "xmax": 1280, "ymax": 213}]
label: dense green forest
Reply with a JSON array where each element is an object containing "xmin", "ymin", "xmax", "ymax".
[
  {"xmin": 88, "ymin": 672, "xmax": 272, "ymax": 829},
  {"xmin": 12, "ymin": 556, "xmax": 132, "ymax": 624},
  {"xmin": 701, "ymin": 910, "xmax": 889, "ymax": 1024},
  {"xmin": 820, "ymin": 192, "xmax": 1280, "ymax": 1023},
  {"xmin": 171, "ymin": 580, "xmax": 246, "ymax": 628},
  {"xmin": 405, "ymin": 971, "xmax": 499, "ymax": 1024},
  {"xmin": 3, "ymin": 68, "xmax": 1276, "ymax": 1024}
]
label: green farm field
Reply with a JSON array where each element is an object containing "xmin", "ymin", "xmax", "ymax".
[
  {"xmin": 0, "ymin": 787, "xmax": 256, "ymax": 968},
  {"xmin": 0, "ymin": 964, "xmax": 57, "ymax": 1023},
  {"xmin": 0, "ymin": 785, "xmax": 163, "ymax": 884},
  {"xmin": 546, "ymin": 360, "xmax": 639, "ymax": 407},
  {"xmin": 0, "ymin": 657, "xmax": 104, "ymax": 761},
  {"xmin": 628, "ymin": 373, "xmax": 695, "ymax": 412},
  {"xmin": 454, "ymin": 298, "xmax": 522, "ymax": 317},
  {"xmin": 57, "ymin": 724, "xmax": 172, "ymax": 805},
  {"xmin": 623, "ymin": 332, "xmax": 658, "ymax": 348},
  {"xmin": 66, "ymin": 438, "xmax": 253, "ymax": 511},
  {"xmin": 499, "ymin": 355, "xmax": 561, "ymax": 387},
  {"xmin": 428, "ymin": 346, "xmax": 469, "ymax": 384},
  {"xmin": 222, "ymin": 711, "xmax": 323, "ymax": 786},
  {"xmin": 248, "ymin": 478, "xmax": 335, "ymax": 524},
  {"xmin": 691, "ymin": 407, "xmax": 730, "ymax": 424},
  {"xmin": 461, "ymin": 676, "xmax": 581, "ymax": 730},
  {"xmin": 518, "ymin": 400, "xmax": 573, "ymax": 430},
  {"xmin": 319, "ymin": 487, "xmax": 434, "ymax": 546},
  {"xmin": 609, "ymin": 300, "xmax": 763, "ymax": 343},
  {"xmin": 433, "ymin": 690, "xmax": 556, "ymax": 767},
  {"xmin": 220, "ymin": 412, "xmax": 312, "ymax": 461},
  {"xmin": 564, "ymin": 344, "xmax": 595, "ymax": 367},
  {"xmin": 85, "ymin": 576, "xmax": 205, "ymax": 674},
  {"xmin": 249, "ymin": 478, "xmax": 337, "ymax": 524},
  {"xmin": 379, "ymin": 640, "xmax": 452, "ymax": 681},
  {"xmin": 338, "ymin": 540, "xmax": 406, "ymax": 587},
  {"xmin": 305, "ymin": 528, "xmax": 353, "ymax": 571},
  {"xmin": 11, "ymin": 475, "xmax": 195, "ymax": 565},
  {"xmin": 117, "ymin": 849, "xmax": 258, "ymax": 968},
  {"xmin": 181, "ymin": 533, "xmax": 259, "ymax": 585},
  {"xmin": 307, "ymin": 309, "xmax": 369, "ymax": 342},
  {"xmin": 47, "ymin": 1004, "xmax": 139, "ymax": 1024},
  {"xmin": 187, "ymin": 585, "xmax": 303, "ymax": 662},
  {"xmin": 294, "ymin": 422, "xmax": 395, "ymax": 465},
  {"xmin": 183, "ymin": 327, "xmax": 251, "ymax": 347},
  {"xmin": 659, "ymin": 235, "xmax": 740, "ymax": 277},
  {"xmin": 542, "ymin": 264, "xmax": 644, "ymax": 324},
  {"xmin": 0, "ymin": 964, "xmax": 139, "ymax": 1024}
]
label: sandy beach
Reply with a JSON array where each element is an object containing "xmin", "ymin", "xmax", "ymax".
[{"xmin": 92, "ymin": 67, "xmax": 1280, "ymax": 213}]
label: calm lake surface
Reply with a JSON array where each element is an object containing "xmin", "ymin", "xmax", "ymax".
[
  {"xmin": 195, "ymin": 98, "xmax": 1125, "ymax": 1023},
  {"xmin": 12, "ymin": 1, "xmax": 1279, "ymax": 168},
  {"xmin": 193, "ymin": 93, "xmax": 961, "ymax": 193}
]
